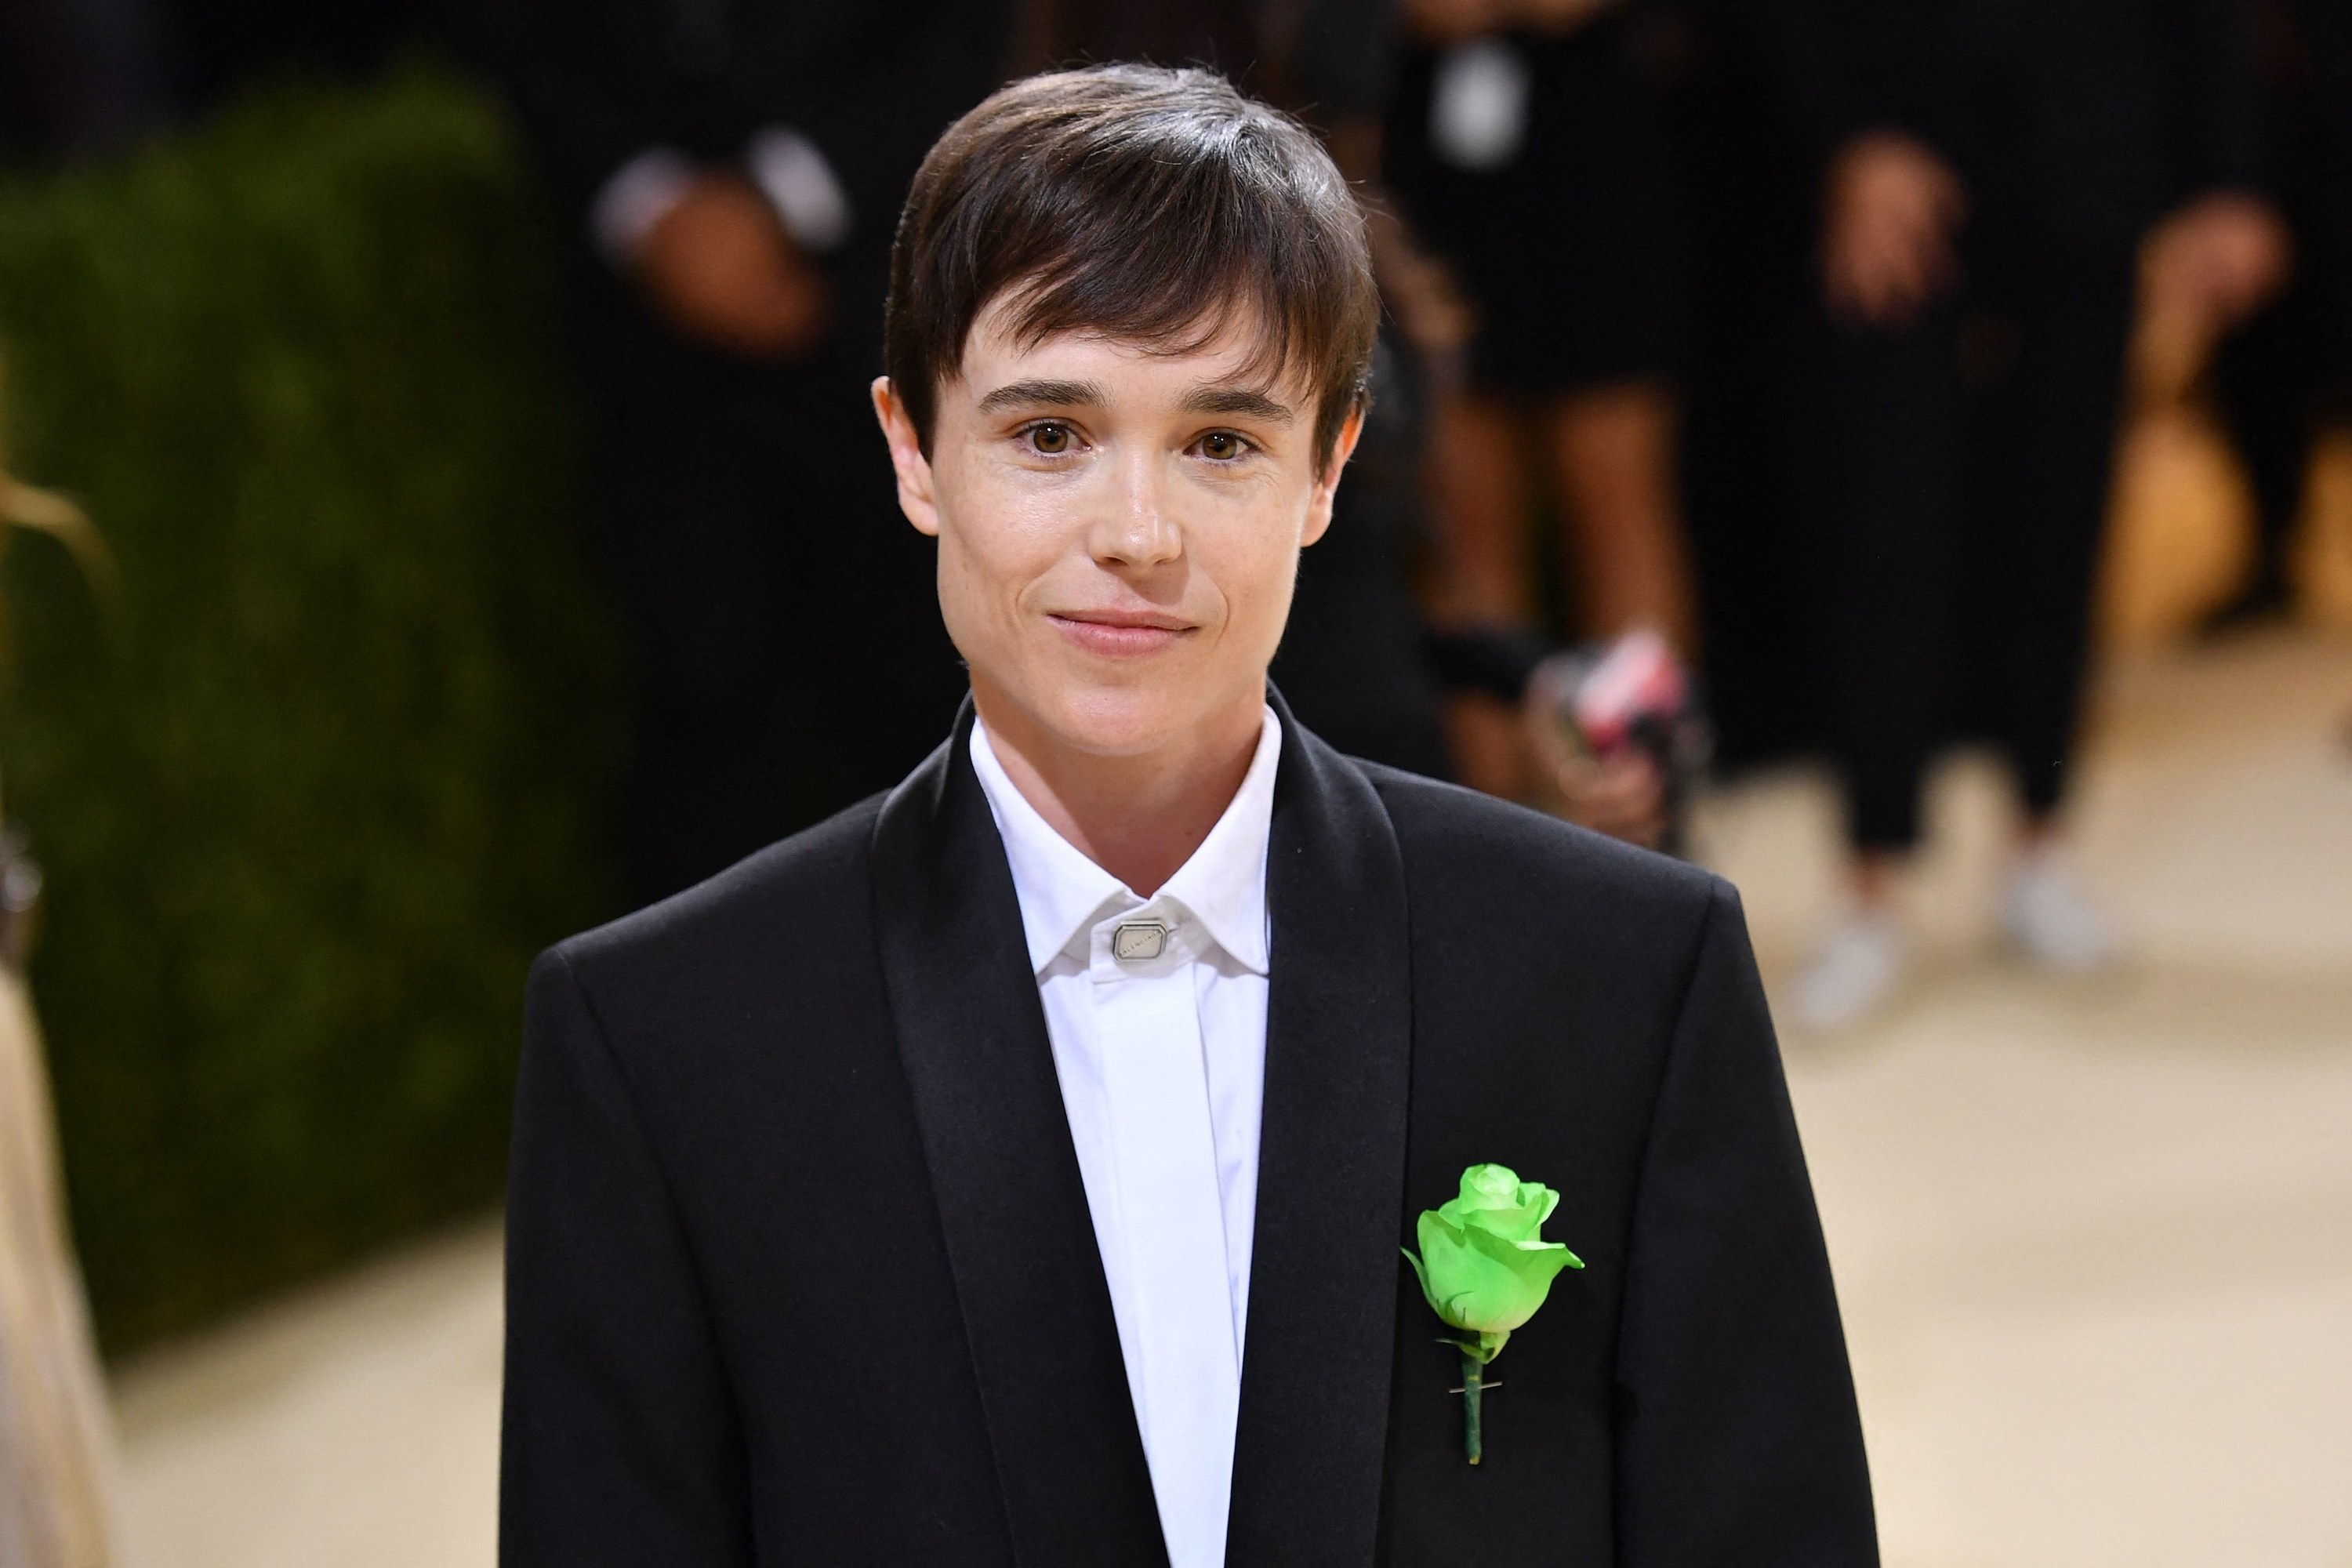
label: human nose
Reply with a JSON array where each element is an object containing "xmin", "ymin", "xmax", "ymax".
[{"xmin": 1087, "ymin": 448, "xmax": 1183, "ymax": 569}]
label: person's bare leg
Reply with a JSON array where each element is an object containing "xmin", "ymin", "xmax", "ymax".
[
  {"xmin": 1849, "ymin": 850, "xmax": 1901, "ymax": 909},
  {"xmin": 1545, "ymin": 382, "xmax": 1697, "ymax": 655},
  {"xmin": 1425, "ymin": 392, "xmax": 1535, "ymax": 626},
  {"xmin": 1424, "ymin": 392, "xmax": 1537, "ymax": 797},
  {"xmin": 1521, "ymin": 383, "xmax": 1697, "ymax": 833}
]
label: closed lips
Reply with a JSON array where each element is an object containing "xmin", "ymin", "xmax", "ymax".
[{"xmin": 1049, "ymin": 611, "xmax": 1192, "ymax": 655}]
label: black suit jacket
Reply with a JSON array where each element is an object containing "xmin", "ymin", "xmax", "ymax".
[{"xmin": 501, "ymin": 698, "xmax": 1877, "ymax": 1565}]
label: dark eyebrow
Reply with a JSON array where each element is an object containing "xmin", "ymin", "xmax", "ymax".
[
  {"xmin": 1178, "ymin": 385, "xmax": 1296, "ymax": 423},
  {"xmin": 976, "ymin": 378, "xmax": 1107, "ymax": 415}
]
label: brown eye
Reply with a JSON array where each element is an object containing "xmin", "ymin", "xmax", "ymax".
[
  {"xmin": 1200, "ymin": 432, "xmax": 1245, "ymax": 460},
  {"xmin": 1029, "ymin": 423, "xmax": 1073, "ymax": 455}
]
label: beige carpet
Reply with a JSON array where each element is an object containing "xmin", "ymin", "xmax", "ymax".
[
  {"xmin": 105, "ymin": 630, "xmax": 2352, "ymax": 1568},
  {"xmin": 1704, "ymin": 629, "xmax": 2352, "ymax": 1568}
]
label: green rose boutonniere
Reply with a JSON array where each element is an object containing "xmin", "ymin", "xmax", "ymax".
[{"xmin": 1403, "ymin": 1163, "xmax": 1584, "ymax": 1464}]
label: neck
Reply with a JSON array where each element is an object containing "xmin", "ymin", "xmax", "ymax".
[{"xmin": 972, "ymin": 681, "xmax": 1266, "ymax": 896}]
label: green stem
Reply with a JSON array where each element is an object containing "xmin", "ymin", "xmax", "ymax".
[{"xmin": 1461, "ymin": 1347, "xmax": 1484, "ymax": 1465}]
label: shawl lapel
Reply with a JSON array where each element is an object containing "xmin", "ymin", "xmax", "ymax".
[
  {"xmin": 1225, "ymin": 696, "xmax": 1415, "ymax": 1566},
  {"xmin": 872, "ymin": 695, "xmax": 1414, "ymax": 1566},
  {"xmin": 870, "ymin": 708, "xmax": 1168, "ymax": 1566}
]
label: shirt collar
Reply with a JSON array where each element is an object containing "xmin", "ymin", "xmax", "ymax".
[{"xmin": 970, "ymin": 706, "xmax": 1281, "ymax": 977}]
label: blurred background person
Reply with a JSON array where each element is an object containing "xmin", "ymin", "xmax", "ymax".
[
  {"xmin": 1381, "ymin": 0, "xmax": 1700, "ymax": 812},
  {"xmin": 1748, "ymin": 0, "xmax": 2286, "ymax": 1029},
  {"xmin": 2205, "ymin": 0, "xmax": 2352, "ymax": 633},
  {"xmin": 478, "ymin": 0, "xmax": 1011, "ymax": 906},
  {"xmin": 0, "ymin": 382, "xmax": 120, "ymax": 1568},
  {"xmin": 0, "ymin": 881, "xmax": 118, "ymax": 1568}
]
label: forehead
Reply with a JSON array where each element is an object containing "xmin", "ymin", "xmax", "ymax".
[{"xmin": 954, "ymin": 291, "xmax": 1309, "ymax": 406}]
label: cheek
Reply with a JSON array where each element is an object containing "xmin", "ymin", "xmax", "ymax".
[
  {"xmin": 934, "ymin": 473, "xmax": 1071, "ymax": 627},
  {"xmin": 929, "ymin": 529, "xmax": 989, "ymax": 648},
  {"xmin": 1197, "ymin": 503, "xmax": 1305, "ymax": 645}
]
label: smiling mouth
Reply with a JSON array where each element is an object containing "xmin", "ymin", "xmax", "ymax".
[{"xmin": 1047, "ymin": 611, "xmax": 1194, "ymax": 656}]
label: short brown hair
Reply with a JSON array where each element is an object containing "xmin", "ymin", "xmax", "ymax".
[{"xmin": 884, "ymin": 66, "xmax": 1378, "ymax": 471}]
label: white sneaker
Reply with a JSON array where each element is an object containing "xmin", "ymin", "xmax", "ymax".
[
  {"xmin": 1789, "ymin": 909, "xmax": 1909, "ymax": 1033},
  {"xmin": 2000, "ymin": 853, "xmax": 2124, "ymax": 974}
]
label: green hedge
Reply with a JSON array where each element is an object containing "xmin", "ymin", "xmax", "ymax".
[{"xmin": 0, "ymin": 65, "xmax": 619, "ymax": 1350}]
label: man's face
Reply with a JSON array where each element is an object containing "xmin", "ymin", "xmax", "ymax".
[{"xmin": 875, "ymin": 301, "xmax": 1359, "ymax": 760}]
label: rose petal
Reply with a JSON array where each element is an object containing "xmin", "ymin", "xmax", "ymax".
[
  {"xmin": 1416, "ymin": 1210, "xmax": 1573, "ymax": 1334},
  {"xmin": 1439, "ymin": 1166, "xmax": 1559, "ymax": 1243}
]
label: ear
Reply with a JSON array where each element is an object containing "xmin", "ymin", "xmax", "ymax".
[
  {"xmin": 1298, "ymin": 402, "xmax": 1366, "ymax": 550},
  {"xmin": 872, "ymin": 376, "xmax": 941, "ymax": 537}
]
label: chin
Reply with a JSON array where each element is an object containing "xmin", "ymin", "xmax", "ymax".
[{"xmin": 1041, "ymin": 682, "xmax": 1194, "ymax": 757}]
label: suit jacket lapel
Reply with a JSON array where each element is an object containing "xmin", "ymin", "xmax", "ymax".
[
  {"xmin": 871, "ymin": 706, "xmax": 1168, "ymax": 1566},
  {"xmin": 1226, "ymin": 696, "xmax": 1415, "ymax": 1567}
]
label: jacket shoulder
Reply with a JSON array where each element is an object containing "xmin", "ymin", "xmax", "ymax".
[
  {"xmin": 1356, "ymin": 760, "xmax": 1728, "ymax": 938},
  {"xmin": 546, "ymin": 795, "xmax": 887, "ymax": 1008}
]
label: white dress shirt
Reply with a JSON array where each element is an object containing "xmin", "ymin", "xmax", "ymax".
[{"xmin": 970, "ymin": 710, "xmax": 1279, "ymax": 1568}]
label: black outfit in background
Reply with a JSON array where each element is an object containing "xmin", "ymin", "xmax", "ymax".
[
  {"xmin": 174, "ymin": 0, "xmax": 406, "ymax": 107},
  {"xmin": 1281, "ymin": 333, "xmax": 1563, "ymax": 774},
  {"xmin": 3, "ymin": 0, "xmax": 423, "ymax": 164},
  {"xmin": 0, "ymin": 0, "xmax": 74, "ymax": 156},
  {"xmin": 1015, "ymin": 0, "xmax": 1258, "ymax": 81},
  {"xmin": 481, "ymin": 0, "xmax": 1011, "ymax": 904},
  {"xmin": 2212, "ymin": 0, "xmax": 2352, "ymax": 619},
  {"xmin": 1385, "ymin": 16, "xmax": 1682, "ymax": 394},
  {"xmin": 1272, "ymin": 0, "xmax": 1465, "ymax": 780},
  {"xmin": 1279, "ymin": 336, "xmax": 1457, "ymax": 781},
  {"xmin": 0, "ymin": 0, "xmax": 176, "ymax": 156},
  {"xmin": 1665, "ymin": 0, "xmax": 1818, "ymax": 769},
  {"xmin": 1752, "ymin": 0, "xmax": 2261, "ymax": 848},
  {"xmin": 502, "ymin": 694, "xmax": 1876, "ymax": 1564}
]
